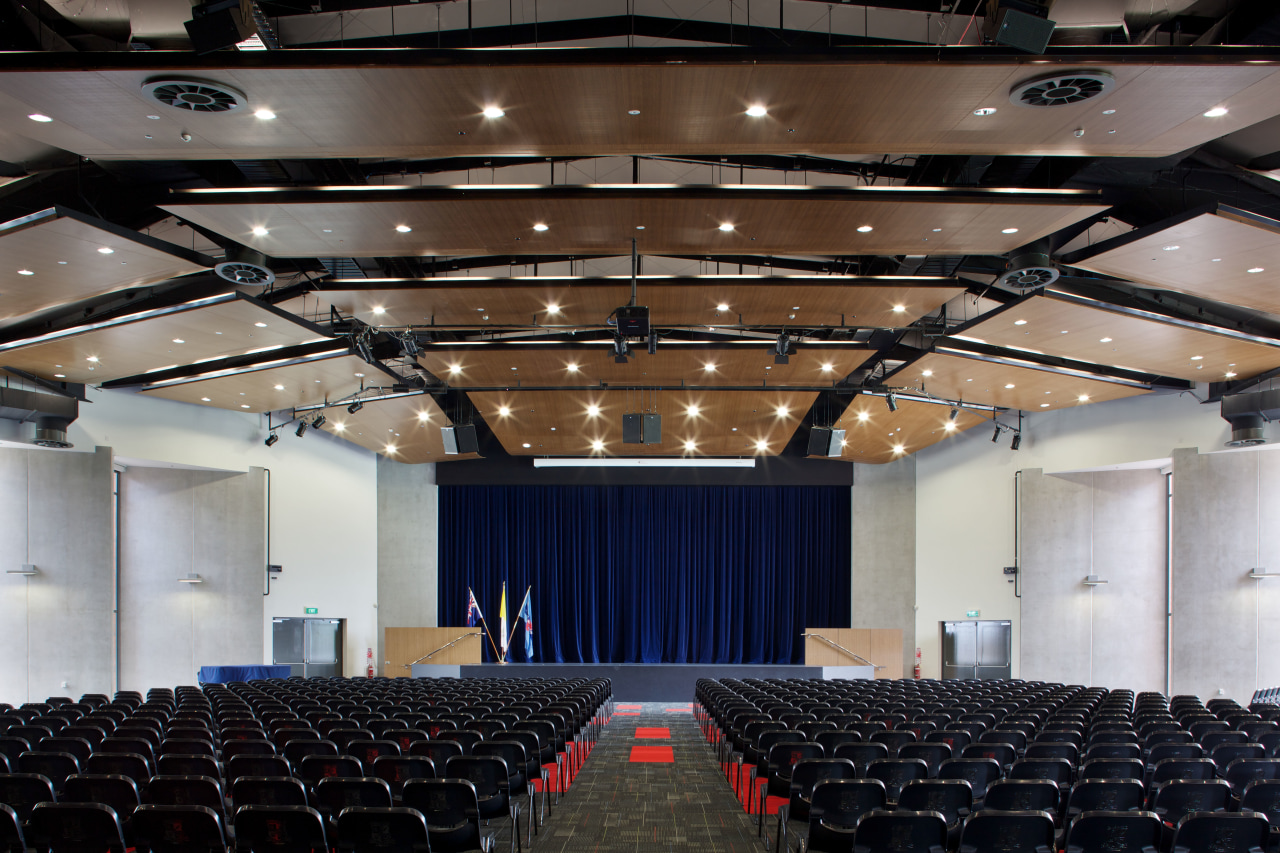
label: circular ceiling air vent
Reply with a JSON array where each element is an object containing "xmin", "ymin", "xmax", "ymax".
[
  {"xmin": 998, "ymin": 252, "xmax": 1060, "ymax": 290},
  {"xmin": 215, "ymin": 261, "xmax": 275, "ymax": 287},
  {"xmin": 1010, "ymin": 72, "xmax": 1115, "ymax": 108},
  {"xmin": 142, "ymin": 78, "xmax": 247, "ymax": 114}
]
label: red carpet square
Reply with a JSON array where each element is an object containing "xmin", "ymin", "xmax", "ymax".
[
  {"xmin": 664, "ymin": 707, "xmax": 691, "ymax": 713},
  {"xmin": 635, "ymin": 727, "xmax": 670, "ymax": 739},
  {"xmin": 618, "ymin": 704, "xmax": 643, "ymax": 709},
  {"xmin": 629, "ymin": 745, "xmax": 674, "ymax": 763}
]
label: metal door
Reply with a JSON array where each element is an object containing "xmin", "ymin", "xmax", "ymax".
[
  {"xmin": 273, "ymin": 618, "xmax": 344, "ymax": 677},
  {"xmin": 941, "ymin": 620, "xmax": 1012, "ymax": 680}
]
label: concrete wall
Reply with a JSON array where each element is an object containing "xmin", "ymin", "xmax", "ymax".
[
  {"xmin": 1171, "ymin": 446, "xmax": 1280, "ymax": 703},
  {"xmin": 1020, "ymin": 468, "xmax": 1168, "ymax": 692},
  {"xmin": 850, "ymin": 456, "xmax": 917, "ymax": 675},
  {"xmin": 376, "ymin": 456, "xmax": 439, "ymax": 675},
  {"xmin": 119, "ymin": 467, "xmax": 266, "ymax": 691},
  {"xmin": 0, "ymin": 446, "xmax": 114, "ymax": 704}
]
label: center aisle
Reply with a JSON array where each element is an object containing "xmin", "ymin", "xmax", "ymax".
[{"xmin": 535, "ymin": 701, "xmax": 763, "ymax": 853}]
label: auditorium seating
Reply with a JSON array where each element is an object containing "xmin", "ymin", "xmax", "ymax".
[
  {"xmin": 697, "ymin": 677, "xmax": 1280, "ymax": 852},
  {"xmin": 0, "ymin": 675, "xmax": 610, "ymax": 852}
]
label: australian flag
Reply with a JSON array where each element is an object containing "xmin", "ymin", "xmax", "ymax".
[
  {"xmin": 466, "ymin": 588, "xmax": 484, "ymax": 628},
  {"xmin": 518, "ymin": 593, "xmax": 534, "ymax": 659}
]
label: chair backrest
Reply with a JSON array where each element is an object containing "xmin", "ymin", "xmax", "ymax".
[
  {"xmin": 314, "ymin": 777, "xmax": 394, "ymax": 814},
  {"xmin": 17, "ymin": 751, "xmax": 80, "ymax": 792},
  {"xmin": 962, "ymin": 742, "xmax": 1016, "ymax": 769},
  {"xmin": 1080, "ymin": 758, "xmax": 1144, "ymax": 781},
  {"xmin": 983, "ymin": 779, "xmax": 1059, "ymax": 814},
  {"xmin": 930, "ymin": 729, "xmax": 973, "ymax": 753},
  {"xmin": 347, "ymin": 740, "xmax": 402, "ymax": 769},
  {"xmin": 937, "ymin": 758, "xmax": 1002, "ymax": 799},
  {"xmin": 1170, "ymin": 811, "xmax": 1269, "ymax": 853},
  {"xmin": 959, "ymin": 809, "xmax": 1055, "ymax": 853},
  {"xmin": 897, "ymin": 779, "xmax": 973, "ymax": 827},
  {"xmin": 1150, "ymin": 757, "xmax": 1216, "ymax": 787},
  {"xmin": 789, "ymin": 759, "xmax": 857, "ymax": 802},
  {"xmin": 1064, "ymin": 810, "xmax": 1161, "ymax": 853},
  {"xmin": 400, "ymin": 778, "xmax": 485, "ymax": 852},
  {"xmin": 227, "ymin": 755, "xmax": 291, "ymax": 786},
  {"xmin": 231, "ymin": 776, "xmax": 309, "ymax": 808},
  {"xmin": 157, "ymin": 753, "xmax": 222, "ymax": 780},
  {"xmin": 1010, "ymin": 758, "xmax": 1073, "ymax": 787},
  {"xmin": 473, "ymin": 741, "xmax": 528, "ymax": 784},
  {"xmin": 1241, "ymin": 779, "xmax": 1280, "ymax": 825},
  {"xmin": 443, "ymin": 755, "xmax": 506, "ymax": 798},
  {"xmin": 233, "ymin": 804, "xmax": 328, "ymax": 853},
  {"xmin": 132, "ymin": 804, "xmax": 228, "ymax": 853},
  {"xmin": 0, "ymin": 804, "xmax": 26, "ymax": 853},
  {"xmin": 865, "ymin": 758, "xmax": 930, "ymax": 801},
  {"xmin": 1212, "ymin": 743, "xmax": 1267, "ymax": 772},
  {"xmin": 334, "ymin": 806, "xmax": 430, "ymax": 852},
  {"xmin": 410, "ymin": 740, "xmax": 464, "ymax": 769},
  {"xmin": 831, "ymin": 742, "xmax": 888, "ymax": 775},
  {"xmin": 854, "ymin": 809, "xmax": 948, "ymax": 852},
  {"xmin": 30, "ymin": 801, "xmax": 127, "ymax": 851},
  {"xmin": 767, "ymin": 742, "xmax": 825, "ymax": 781},
  {"xmin": 62, "ymin": 773, "xmax": 141, "ymax": 820},
  {"xmin": 1066, "ymin": 778, "xmax": 1146, "ymax": 819},
  {"xmin": 808, "ymin": 778, "xmax": 886, "ymax": 828},
  {"xmin": 283, "ymin": 740, "xmax": 339, "ymax": 766},
  {"xmin": 298, "ymin": 755, "xmax": 364, "ymax": 786},
  {"xmin": 1024, "ymin": 742, "xmax": 1078, "ymax": 764},
  {"xmin": 1152, "ymin": 779, "xmax": 1233, "ymax": 826}
]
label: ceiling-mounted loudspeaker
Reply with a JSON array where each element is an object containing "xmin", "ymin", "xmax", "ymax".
[
  {"xmin": 998, "ymin": 253, "xmax": 1060, "ymax": 290},
  {"xmin": 807, "ymin": 427, "xmax": 845, "ymax": 458},
  {"xmin": 1010, "ymin": 71, "xmax": 1115, "ymax": 107},
  {"xmin": 441, "ymin": 424, "xmax": 479, "ymax": 455},
  {"xmin": 622, "ymin": 414, "xmax": 661, "ymax": 445},
  {"xmin": 182, "ymin": 0, "xmax": 257, "ymax": 55},
  {"xmin": 143, "ymin": 76, "xmax": 248, "ymax": 112},
  {"xmin": 987, "ymin": 6, "xmax": 1056, "ymax": 54},
  {"xmin": 215, "ymin": 246, "xmax": 276, "ymax": 287},
  {"xmin": 614, "ymin": 305, "xmax": 650, "ymax": 337}
]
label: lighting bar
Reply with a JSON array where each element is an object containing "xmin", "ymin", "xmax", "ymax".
[{"xmin": 533, "ymin": 458, "xmax": 756, "ymax": 469}]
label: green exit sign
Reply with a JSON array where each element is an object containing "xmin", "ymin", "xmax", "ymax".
[
  {"xmin": 966, "ymin": 610, "xmax": 980, "ymax": 618},
  {"xmin": 304, "ymin": 607, "xmax": 318, "ymax": 615}
]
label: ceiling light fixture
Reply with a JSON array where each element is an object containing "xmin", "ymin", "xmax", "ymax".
[
  {"xmin": 703, "ymin": 363, "xmax": 716, "ymax": 372},
  {"xmin": 566, "ymin": 363, "xmax": 579, "ymax": 373},
  {"xmin": 1011, "ymin": 433, "xmax": 1022, "ymax": 450},
  {"xmin": 684, "ymin": 439, "xmax": 697, "ymax": 451},
  {"xmin": 776, "ymin": 405, "xmax": 789, "ymax": 418},
  {"xmin": 922, "ymin": 369, "xmax": 933, "ymax": 377},
  {"xmin": 498, "ymin": 406, "xmax": 511, "ymax": 417},
  {"xmin": 821, "ymin": 363, "xmax": 834, "ymax": 372},
  {"xmin": 1248, "ymin": 267, "xmax": 1265, "ymax": 274},
  {"xmin": 949, "ymin": 407, "xmax": 958, "ymax": 421},
  {"xmin": 1100, "ymin": 337, "xmax": 1112, "ymax": 343},
  {"xmin": 395, "ymin": 225, "xmax": 412, "ymax": 233},
  {"xmin": 1162, "ymin": 244, "xmax": 1180, "ymax": 251},
  {"xmin": 255, "ymin": 322, "xmax": 268, "ymax": 327},
  {"xmin": 686, "ymin": 405, "xmax": 700, "ymax": 417},
  {"xmin": 311, "ymin": 414, "xmax": 326, "ymax": 429},
  {"xmin": 251, "ymin": 225, "xmax": 269, "ymax": 236},
  {"xmin": 755, "ymin": 439, "xmax": 769, "ymax": 452},
  {"xmin": 892, "ymin": 444, "xmax": 905, "ymax": 454},
  {"xmin": 1078, "ymin": 394, "xmax": 1090, "ymax": 402},
  {"xmin": 586, "ymin": 405, "xmax": 600, "ymax": 417},
  {"xmin": 264, "ymin": 433, "xmax": 278, "ymax": 447},
  {"xmin": 546, "ymin": 304, "xmax": 561, "ymax": 314},
  {"xmin": 533, "ymin": 223, "xmax": 549, "ymax": 232},
  {"xmin": 718, "ymin": 223, "xmax": 735, "ymax": 232},
  {"xmin": 857, "ymin": 411, "xmax": 870, "ymax": 422},
  {"xmin": 1203, "ymin": 106, "xmax": 1229, "ymax": 117},
  {"xmin": 254, "ymin": 108, "xmax": 276, "ymax": 120},
  {"xmin": 1001, "ymin": 228, "xmax": 1019, "ymax": 234},
  {"xmin": 590, "ymin": 439, "xmax": 605, "ymax": 452},
  {"xmin": 28, "ymin": 113, "xmax": 53, "ymax": 122},
  {"xmin": 17, "ymin": 269, "xmax": 33, "ymax": 275},
  {"xmin": 746, "ymin": 105, "xmax": 767, "ymax": 117},
  {"xmin": 892, "ymin": 305, "xmax": 905, "ymax": 313},
  {"xmin": 1005, "ymin": 383, "xmax": 1015, "ymax": 389},
  {"xmin": 534, "ymin": 458, "xmax": 755, "ymax": 469},
  {"xmin": 857, "ymin": 225, "xmax": 874, "ymax": 233},
  {"xmin": 482, "ymin": 106, "xmax": 505, "ymax": 118},
  {"xmin": 295, "ymin": 420, "xmax": 309, "ymax": 437},
  {"xmin": 172, "ymin": 338, "xmax": 185, "ymax": 344},
  {"xmin": 417, "ymin": 412, "xmax": 430, "ymax": 422},
  {"xmin": 944, "ymin": 421, "xmax": 956, "ymax": 431},
  {"xmin": 98, "ymin": 247, "xmax": 114, "ymax": 254},
  {"xmin": 348, "ymin": 400, "xmax": 363, "ymax": 414},
  {"xmin": 973, "ymin": 107, "xmax": 997, "ymax": 116},
  {"xmin": 371, "ymin": 306, "xmax": 385, "ymax": 314},
  {"xmin": 886, "ymin": 392, "xmax": 898, "ymax": 413},
  {"xmin": 716, "ymin": 303, "xmax": 729, "ymax": 312}
]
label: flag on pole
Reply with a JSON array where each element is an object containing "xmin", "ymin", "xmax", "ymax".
[
  {"xmin": 466, "ymin": 588, "xmax": 484, "ymax": 628},
  {"xmin": 499, "ymin": 581, "xmax": 508, "ymax": 661},
  {"xmin": 518, "ymin": 589, "xmax": 534, "ymax": 660}
]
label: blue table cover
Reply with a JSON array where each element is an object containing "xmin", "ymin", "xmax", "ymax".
[{"xmin": 198, "ymin": 665, "xmax": 293, "ymax": 683}]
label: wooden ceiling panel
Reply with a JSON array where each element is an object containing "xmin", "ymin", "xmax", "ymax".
[
  {"xmin": 0, "ymin": 207, "xmax": 211, "ymax": 324},
  {"xmin": 310, "ymin": 392, "xmax": 473, "ymax": 464},
  {"xmin": 954, "ymin": 293, "xmax": 1280, "ymax": 382},
  {"xmin": 162, "ymin": 186, "xmax": 1105, "ymax": 258},
  {"xmin": 138, "ymin": 351, "xmax": 378, "ymax": 413},
  {"xmin": 279, "ymin": 276, "xmax": 965, "ymax": 330},
  {"xmin": 418, "ymin": 344, "xmax": 872, "ymax": 388},
  {"xmin": 3, "ymin": 56, "xmax": 1279, "ymax": 159},
  {"xmin": 0, "ymin": 294, "xmax": 328, "ymax": 384},
  {"xmin": 892, "ymin": 351, "xmax": 1151, "ymax": 412},
  {"xmin": 827, "ymin": 395, "xmax": 989, "ymax": 464},
  {"xmin": 1069, "ymin": 207, "xmax": 1280, "ymax": 315},
  {"xmin": 469, "ymin": 388, "xmax": 816, "ymax": 457}
]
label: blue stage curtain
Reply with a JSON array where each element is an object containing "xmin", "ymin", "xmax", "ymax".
[{"xmin": 438, "ymin": 486, "xmax": 851, "ymax": 664}]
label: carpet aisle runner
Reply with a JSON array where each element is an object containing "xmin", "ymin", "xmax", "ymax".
[{"xmin": 531, "ymin": 702, "xmax": 763, "ymax": 853}]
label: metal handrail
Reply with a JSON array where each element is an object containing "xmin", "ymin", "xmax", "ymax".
[
  {"xmin": 801, "ymin": 632, "xmax": 884, "ymax": 670},
  {"xmin": 404, "ymin": 632, "xmax": 483, "ymax": 668}
]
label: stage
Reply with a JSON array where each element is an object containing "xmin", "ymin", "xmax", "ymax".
[{"xmin": 408, "ymin": 662, "xmax": 874, "ymax": 702}]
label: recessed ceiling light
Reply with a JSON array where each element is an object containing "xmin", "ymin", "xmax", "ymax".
[
  {"xmin": 1203, "ymin": 106, "xmax": 1229, "ymax": 117},
  {"xmin": 1226, "ymin": 371, "xmax": 1237, "ymax": 378},
  {"xmin": 354, "ymin": 372, "xmax": 365, "ymax": 377},
  {"xmin": 586, "ymin": 404, "xmax": 600, "ymax": 417},
  {"xmin": 892, "ymin": 444, "xmax": 905, "ymax": 453},
  {"xmin": 776, "ymin": 406, "xmax": 789, "ymax": 418},
  {"xmin": 746, "ymin": 105, "xmax": 767, "ymax": 117},
  {"xmin": 922, "ymin": 369, "xmax": 933, "ymax": 377},
  {"xmin": 201, "ymin": 397, "xmax": 211, "ymax": 402},
  {"xmin": 857, "ymin": 411, "xmax": 870, "ymax": 422},
  {"xmin": 322, "ymin": 229, "xmax": 333, "ymax": 233},
  {"xmin": 590, "ymin": 439, "xmax": 605, "ymax": 451},
  {"xmin": 755, "ymin": 439, "xmax": 769, "ymax": 451},
  {"xmin": 1005, "ymin": 383, "xmax": 1015, "ymax": 389},
  {"xmin": 565, "ymin": 362, "xmax": 579, "ymax": 373},
  {"xmin": 1248, "ymin": 267, "xmax": 1265, "ymax": 274},
  {"xmin": 628, "ymin": 109, "xmax": 640, "ymax": 115},
  {"xmin": 1191, "ymin": 355, "xmax": 1203, "ymax": 360},
  {"xmin": 417, "ymin": 412, "xmax": 430, "ymax": 421},
  {"xmin": 821, "ymin": 363, "xmax": 834, "ymax": 372},
  {"xmin": 1211, "ymin": 258, "xmax": 1221, "ymax": 262},
  {"xmin": 1040, "ymin": 403, "xmax": 1050, "ymax": 407},
  {"xmin": 1100, "ymin": 337, "xmax": 1112, "ymax": 343},
  {"xmin": 395, "ymin": 225, "xmax": 412, "ymax": 233},
  {"xmin": 385, "ymin": 444, "xmax": 397, "ymax": 453},
  {"xmin": 172, "ymin": 338, "xmax": 185, "ymax": 343},
  {"xmin": 333, "ymin": 422, "xmax": 345, "ymax": 432},
  {"xmin": 255, "ymin": 322, "xmax": 268, "ymax": 327},
  {"xmin": 704, "ymin": 363, "xmax": 716, "ymax": 372},
  {"xmin": 274, "ymin": 384, "xmax": 284, "ymax": 390},
  {"xmin": 522, "ymin": 442, "xmax": 531, "ymax": 448},
  {"xmin": 98, "ymin": 247, "xmax": 114, "ymax": 254},
  {"xmin": 146, "ymin": 114, "xmax": 160, "ymax": 120},
  {"xmin": 482, "ymin": 106, "xmax": 505, "ymax": 118},
  {"xmin": 372, "ymin": 306, "xmax": 385, "ymax": 314},
  {"xmin": 1061, "ymin": 330, "xmax": 1069, "ymax": 334},
  {"xmin": 944, "ymin": 421, "xmax": 956, "ymax": 431},
  {"xmin": 892, "ymin": 304, "xmax": 905, "ymax": 313},
  {"xmin": 546, "ymin": 303, "xmax": 560, "ymax": 314},
  {"xmin": 973, "ymin": 107, "xmax": 997, "ymax": 116},
  {"xmin": 636, "ymin": 225, "xmax": 645, "ymax": 230},
  {"xmin": 1162, "ymin": 244, "xmax": 1180, "ymax": 251},
  {"xmin": 533, "ymin": 223, "xmax": 549, "ymax": 232},
  {"xmin": 716, "ymin": 303, "xmax": 729, "ymax": 311},
  {"xmin": 449, "ymin": 364, "xmax": 461, "ymax": 374},
  {"xmin": 17, "ymin": 269, "xmax": 33, "ymax": 275},
  {"xmin": 857, "ymin": 225, "xmax": 874, "ymax": 233},
  {"xmin": 932, "ymin": 228, "xmax": 942, "ymax": 232},
  {"xmin": 252, "ymin": 226, "xmax": 269, "ymax": 237},
  {"xmin": 686, "ymin": 405, "xmax": 700, "ymax": 417},
  {"xmin": 241, "ymin": 404, "xmax": 250, "ymax": 409},
  {"xmin": 1001, "ymin": 228, "xmax": 1019, "ymax": 234},
  {"xmin": 684, "ymin": 439, "xmax": 697, "ymax": 451},
  {"xmin": 1078, "ymin": 394, "xmax": 1090, "ymax": 402},
  {"xmin": 499, "ymin": 406, "xmax": 510, "ymax": 417},
  {"xmin": 1013, "ymin": 319, "xmax": 1027, "ymax": 326},
  {"xmin": 718, "ymin": 223, "xmax": 734, "ymax": 232},
  {"xmin": 254, "ymin": 108, "xmax": 276, "ymax": 120},
  {"xmin": 28, "ymin": 113, "xmax": 52, "ymax": 122},
  {"xmin": 87, "ymin": 356, "xmax": 99, "ymax": 362},
  {"xmin": 54, "ymin": 373, "xmax": 65, "ymax": 378}
]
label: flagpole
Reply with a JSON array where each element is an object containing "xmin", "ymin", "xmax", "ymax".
[
  {"xmin": 469, "ymin": 586, "xmax": 502, "ymax": 661},
  {"xmin": 507, "ymin": 586, "xmax": 531, "ymax": 652}
]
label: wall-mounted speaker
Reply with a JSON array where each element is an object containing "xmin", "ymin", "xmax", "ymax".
[{"xmin": 441, "ymin": 424, "xmax": 479, "ymax": 454}]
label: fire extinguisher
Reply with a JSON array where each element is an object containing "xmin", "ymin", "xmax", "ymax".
[
  {"xmin": 366, "ymin": 647, "xmax": 375, "ymax": 679},
  {"xmin": 914, "ymin": 647, "xmax": 923, "ymax": 679}
]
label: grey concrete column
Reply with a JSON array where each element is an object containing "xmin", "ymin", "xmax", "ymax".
[
  {"xmin": 376, "ymin": 457, "xmax": 439, "ymax": 673},
  {"xmin": 850, "ymin": 456, "xmax": 916, "ymax": 675}
]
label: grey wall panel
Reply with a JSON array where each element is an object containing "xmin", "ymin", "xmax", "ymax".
[
  {"xmin": 0, "ymin": 447, "xmax": 114, "ymax": 705},
  {"xmin": 119, "ymin": 467, "xmax": 265, "ymax": 690},
  {"xmin": 850, "ymin": 457, "xmax": 916, "ymax": 675},
  {"xmin": 376, "ymin": 456, "xmax": 438, "ymax": 674},
  {"xmin": 1172, "ymin": 447, "xmax": 1280, "ymax": 702},
  {"xmin": 1021, "ymin": 468, "xmax": 1166, "ymax": 691}
]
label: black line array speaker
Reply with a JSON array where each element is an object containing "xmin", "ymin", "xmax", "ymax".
[
  {"xmin": 441, "ymin": 424, "xmax": 479, "ymax": 454},
  {"xmin": 807, "ymin": 427, "xmax": 846, "ymax": 458},
  {"xmin": 988, "ymin": 6, "xmax": 1055, "ymax": 54},
  {"xmin": 185, "ymin": 0, "xmax": 256, "ymax": 54},
  {"xmin": 622, "ymin": 413, "xmax": 661, "ymax": 445}
]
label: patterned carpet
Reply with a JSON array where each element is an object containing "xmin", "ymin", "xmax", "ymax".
[{"xmin": 526, "ymin": 702, "xmax": 766, "ymax": 853}]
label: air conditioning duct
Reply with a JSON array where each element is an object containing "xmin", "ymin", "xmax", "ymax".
[
  {"xmin": 1221, "ymin": 389, "xmax": 1280, "ymax": 448},
  {"xmin": 0, "ymin": 385, "xmax": 79, "ymax": 448}
]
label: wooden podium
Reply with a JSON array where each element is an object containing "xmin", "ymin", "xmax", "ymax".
[
  {"xmin": 803, "ymin": 628, "xmax": 903, "ymax": 679},
  {"xmin": 384, "ymin": 627, "xmax": 482, "ymax": 676}
]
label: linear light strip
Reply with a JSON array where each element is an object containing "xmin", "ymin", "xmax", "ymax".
[{"xmin": 532, "ymin": 457, "xmax": 756, "ymax": 468}]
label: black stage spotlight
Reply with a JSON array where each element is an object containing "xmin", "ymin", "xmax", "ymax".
[
  {"xmin": 613, "ymin": 335, "xmax": 630, "ymax": 363},
  {"xmin": 886, "ymin": 392, "xmax": 898, "ymax": 413},
  {"xmin": 992, "ymin": 425, "xmax": 1002, "ymax": 443},
  {"xmin": 647, "ymin": 330, "xmax": 657, "ymax": 355},
  {"xmin": 295, "ymin": 420, "xmax": 309, "ymax": 437},
  {"xmin": 1011, "ymin": 432, "xmax": 1023, "ymax": 451},
  {"xmin": 400, "ymin": 333, "xmax": 422, "ymax": 359},
  {"xmin": 348, "ymin": 400, "xmax": 364, "ymax": 414},
  {"xmin": 264, "ymin": 432, "xmax": 279, "ymax": 447},
  {"xmin": 949, "ymin": 406, "xmax": 959, "ymax": 421},
  {"xmin": 312, "ymin": 414, "xmax": 326, "ymax": 429},
  {"xmin": 774, "ymin": 333, "xmax": 791, "ymax": 365}
]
